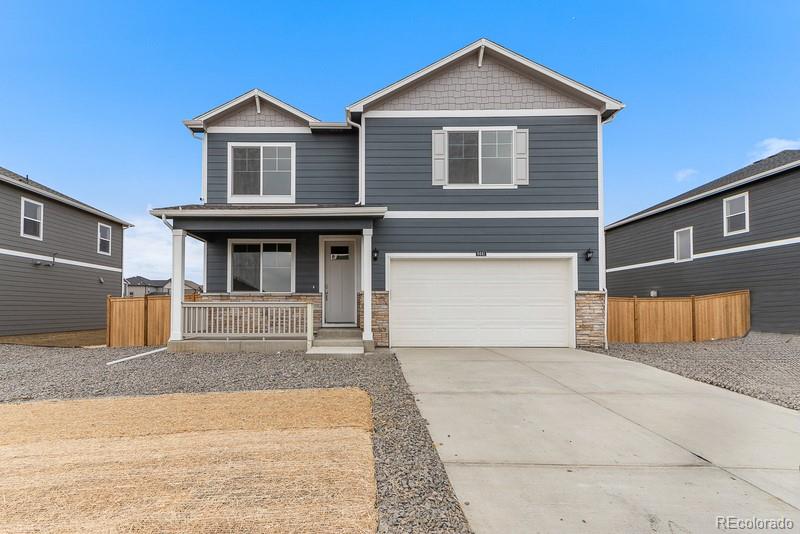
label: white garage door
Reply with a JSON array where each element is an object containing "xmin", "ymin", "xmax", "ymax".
[{"xmin": 389, "ymin": 257, "xmax": 575, "ymax": 347}]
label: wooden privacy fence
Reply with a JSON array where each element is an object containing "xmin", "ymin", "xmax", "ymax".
[
  {"xmin": 608, "ymin": 290, "xmax": 750, "ymax": 343},
  {"xmin": 107, "ymin": 294, "xmax": 198, "ymax": 347}
]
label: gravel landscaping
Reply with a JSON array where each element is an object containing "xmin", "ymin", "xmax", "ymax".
[
  {"xmin": 0, "ymin": 345, "xmax": 471, "ymax": 534},
  {"xmin": 604, "ymin": 332, "xmax": 800, "ymax": 410}
]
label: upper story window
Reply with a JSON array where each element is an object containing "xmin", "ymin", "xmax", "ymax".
[
  {"xmin": 97, "ymin": 223, "xmax": 112, "ymax": 255},
  {"xmin": 20, "ymin": 197, "xmax": 43, "ymax": 240},
  {"xmin": 228, "ymin": 143, "xmax": 295, "ymax": 203},
  {"xmin": 723, "ymin": 192, "xmax": 749, "ymax": 236},
  {"xmin": 432, "ymin": 127, "xmax": 528, "ymax": 188},
  {"xmin": 674, "ymin": 227, "xmax": 693, "ymax": 262}
]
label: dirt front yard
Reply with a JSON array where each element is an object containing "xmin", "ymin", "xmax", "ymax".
[
  {"xmin": 0, "ymin": 328, "xmax": 106, "ymax": 347},
  {"xmin": 0, "ymin": 389, "xmax": 376, "ymax": 533}
]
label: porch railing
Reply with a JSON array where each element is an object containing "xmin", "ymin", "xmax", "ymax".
[{"xmin": 182, "ymin": 301, "xmax": 314, "ymax": 346}]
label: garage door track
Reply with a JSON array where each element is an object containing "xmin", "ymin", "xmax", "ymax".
[{"xmin": 397, "ymin": 347, "xmax": 800, "ymax": 533}]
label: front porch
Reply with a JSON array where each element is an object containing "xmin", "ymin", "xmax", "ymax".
[{"xmin": 159, "ymin": 205, "xmax": 386, "ymax": 353}]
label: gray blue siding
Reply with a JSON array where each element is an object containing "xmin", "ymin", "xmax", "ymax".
[
  {"xmin": 373, "ymin": 218, "xmax": 599, "ymax": 291},
  {"xmin": 606, "ymin": 168, "xmax": 800, "ymax": 333},
  {"xmin": 0, "ymin": 181, "xmax": 123, "ymax": 335},
  {"xmin": 206, "ymin": 132, "xmax": 358, "ymax": 204},
  {"xmin": 365, "ymin": 115, "xmax": 598, "ymax": 210}
]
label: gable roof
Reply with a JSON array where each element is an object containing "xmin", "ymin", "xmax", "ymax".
[
  {"xmin": 0, "ymin": 166, "xmax": 132, "ymax": 227},
  {"xmin": 607, "ymin": 150, "xmax": 800, "ymax": 230},
  {"xmin": 347, "ymin": 38, "xmax": 624, "ymax": 120},
  {"xmin": 184, "ymin": 88, "xmax": 320, "ymax": 132}
]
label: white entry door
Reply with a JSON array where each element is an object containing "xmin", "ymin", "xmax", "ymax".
[
  {"xmin": 324, "ymin": 241, "xmax": 356, "ymax": 324},
  {"xmin": 389, "ymin": 256, "xmax": 575, "ymax": 347}
]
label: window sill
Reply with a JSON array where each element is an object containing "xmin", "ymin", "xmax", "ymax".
[
  {"xmin": 228, "ymin": 195, "xmax": 295, "ymax": 204},
  {"xmin": 674, "ymin": 258, "xmax": 693, "ymax": 263},
  {"xmin": 20, "ymin": 233, "xmax": 43, "ymax": 241},
  {"xmin": 97, "ymin": 251, "xmax": 112, "ymax": 256},
  {"xmin": 723, "ymin": 229, "xmax": 749, "ymax": 237},
  {"xmin": 442, "ymin": 184, "xmax": 518, "ymax": 190}
]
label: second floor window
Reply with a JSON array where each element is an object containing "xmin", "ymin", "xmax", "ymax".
[
  {"xmin": 20, "ymin": 197, "xmax": 43, "ymax": 240},
  {"xmin": 723, "ymin": 192, "xmax": 749, "ymax": 236},
  {"xmin": 674, "ymin": 227, "xmax": 693, "ymax": 262},
  {"xmin": 97, "ymin": 223, "xmax": 111, "ymax": 255},
  {"xmin": 447, "ymin": 129, "xmax": 514, "ymax": 186},
  {"xmin": 229, "ymin": 143, "xmax": 295, "ymax": 203}
]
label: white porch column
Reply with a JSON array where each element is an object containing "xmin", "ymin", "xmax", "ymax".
[
  {"xmin": 362, "ymin": 228, "xmax": 373, "ymax": 342},
  {"xmin": 170, "ymin": 229, "xmax": 186, "ymax": 342}
]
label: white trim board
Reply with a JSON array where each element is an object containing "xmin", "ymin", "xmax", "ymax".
[
  {"xmin": 0, "ymin": 246, "xmax": 122, "ymax": 273},
  {"xmin": 207, "ymin": 126, "xmax": 312, "ymax": 134},
  {"xmin": 384, "ymin": 252, "xmax": 578, "ymax": 349},
  {"xmin": 364, "ymin": 108, "xmax": 601, "ymax": 118},
  {"xmin": 606, "ymin": 235, "xmax": 800, "ymax": 273},
  {"xmin": 151, "ymin": 206, "xmax": 387, "ymax": 218},
  {"xmin": 607, "ymin": 159, "xmax": 800, "ymax": 230},
  {"xmin": 384, "ymin": 210, "xmax": 599, "ymax": 219}
]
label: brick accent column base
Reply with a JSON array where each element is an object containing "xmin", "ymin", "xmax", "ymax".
[
  {"xmin": 575, "ymin": 291, "xmax": 606, "ymax": 349},
  {"xmin": 358, "ymin": 291, "xmax": 390, "ymax": 347},
  {"xmin": 197, "ymin": 293, "xmax": 323, "ymax": 331}
]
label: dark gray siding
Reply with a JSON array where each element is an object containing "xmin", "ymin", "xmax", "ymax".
[
  {"xmin": 607, "ymin": 245, "xmax": 800, "ymax": 333},
  {"xmin": 0, "ymin": 255, "xmax": 121, "ymax": 335},
  {"xmin": 605, "ymin": 168, "xmax": 800, "ymax": 334},
  {"xmin": 365, "ymin": 115, "xmax": 598, "ymax": 210},
  {"xmin": 606, "ymin": 168, "xmax": 800, "ymax": 269},
  {"xmin": 0, "ymin": 182, "xmax": 123, "ymax": 268},
  {"xmin": 206, "ymin": 132, "xmax": 358, "ymax": 204},
  {"xmin": 372, "ymin": 218, "xmax": 599, "ymax": 291}
]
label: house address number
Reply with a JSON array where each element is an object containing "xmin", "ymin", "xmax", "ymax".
[{"xmin": 475, "ymin": 250, "xmax": 487, "ymax": 257}]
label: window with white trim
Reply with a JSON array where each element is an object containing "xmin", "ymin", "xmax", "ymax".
[
  {"xmin": 674, "ymin": 227, "xmax": 693, "ymax": 262},
  {"xmin": 230, "ymin": 240, "xmax": 294, "ymax": 293},
  {"xmin": 20, "ymin": 198, "xmax": 43, "ymax": 240},
  {"xmin": 229, "ymin": 143, "xmax": 295, "ymax": 203},
  {"xmin": 723, "ymin": 192, "xmax": 749, "ymax": 236},
  {"xmin": 97, "ymin": 223, "xmax": 111, "ymax": 255},
  {"xmin": 433, "ymin": 127, "xmax": 528, "ymax": 188}
]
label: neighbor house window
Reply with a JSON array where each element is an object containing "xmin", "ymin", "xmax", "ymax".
[
  {"xmin": 230, "ymin": 240, "xmax": 294, "ymax": 293},
  {"xmin": 229, "ymin": 143, "xmax": 295, "ymax": 202},
  {"xmin": 674, "ymin": 227, "xmax": 693, "ymax": 262},
  {"xmin": 20, "ymin": 197, "xmax": 43, "ymax": 240},
  {"xmin": 97, "ymin": 223, "xmax": 111, "ymax": 255},
  {"xmin": 445, "ymin": 128, "xmax": 514, "ymax": 186},
  {"xmin": 723, "ymin": 192, "xmax": 749, "ymax": 236}
]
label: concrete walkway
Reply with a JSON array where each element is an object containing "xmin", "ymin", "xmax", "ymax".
[{"xmin": 396, "ymin": 347, "xmax": 800, "ymax": 533}]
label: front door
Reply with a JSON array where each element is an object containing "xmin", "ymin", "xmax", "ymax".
[{"xmin": 324, "ymin": 241, "xmax": 356, "ymax": 324}]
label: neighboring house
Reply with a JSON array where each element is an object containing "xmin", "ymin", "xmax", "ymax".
[
  {"xmin": 124, "ymin": 276, "xmax": 202, "ymax": 296},
  {"xmin": 606, "ymin": 150, "xmax": 800, "ymax": 334},
  {"xmin": 152, "ymin": 38, "xmax": 624, "ymax": 350},
  {"xmin": 0, "ymin": 166, "xmax": 131, "ymax": 336}
]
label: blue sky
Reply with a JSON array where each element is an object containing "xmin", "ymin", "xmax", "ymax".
[{"xmin": 1, "ymin": 1, "xmax": 798, "ymax": 281}]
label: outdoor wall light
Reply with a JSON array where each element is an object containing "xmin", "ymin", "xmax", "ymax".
[
  {"xmin": 584, "ymin": 249, "xmax": 593, "ymax": 262},
  {"xmin": 372, "ymin": 248, "xmax": 379, "ymax": 262}
]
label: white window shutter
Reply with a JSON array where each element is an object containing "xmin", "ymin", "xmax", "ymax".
[
  {"xmin": 432, "ymin": 130, "xmax": 447, "ymax": 186},
  {"xmin": 513, "ymin": 129, "xmax": 529, "ymax": 185}
]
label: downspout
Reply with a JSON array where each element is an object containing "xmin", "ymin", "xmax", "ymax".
[{"xmin": 347, "ymin": 112, "xmax": 365, "ymax": 205}]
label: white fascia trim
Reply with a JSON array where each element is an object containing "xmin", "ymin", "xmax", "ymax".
[
  {"xmin": 364, "ymin": 108, "xmax": 601, "ymax": 118},
  {"xmin": 348, "ymin": 38, "xmax": 622, "ymax": 113},
  {"xmin": 607, "ymin": 159, "xmax": 800, "ymax": 230},
  {"xmin": 207, "ymin": 126, "xmax": 312, "ymax": 134},
  {"xmin": 384, "ymin": 251, "xmax": 578, "ymax": 348},
  {"xmin": 606, "ymin": 235, "xmax": 800, "ymax": 273},
  {"xmin": 1, "ymin": 173, "xmax": 132, "ymax": 227},
  {"xmin": 0, "ymin": 246, "xmax": 122, "ymax": 272},
  {"xmin": 151, "ymin": 207, "xmax": 388, "ymax": 218},
  {"xmin": 384, "ymin": 210, "xmax": 599, "ymax": 219},
  {"xmin": 194, "ymin": 88, "xmax": 319, "ymax": 124}
]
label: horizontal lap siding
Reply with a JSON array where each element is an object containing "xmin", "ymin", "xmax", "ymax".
[
  {"xmin": 607, "ymin": 245, "xmax": 800, "ymax": 333},
  {"xmin": 372, "ymin": 218, "xmax": 599, "ymax": 291},
  {"xmin": 0, "ymin": 182, "xmax": 123, "ymax": 268},
  {"xmin": 606, "ymin": 169, "xmax": 800, "ymax": 269},
  {"xmin": 206, "ymin": 132, "xmax": 358, "ymax": 204},
  {"xmin": 365, "ymin": 116, "xmax": 598, "ymax": 210},
  {"xmin": 0, "ymin": 255, "xmax": 121, "ymax": 335}
]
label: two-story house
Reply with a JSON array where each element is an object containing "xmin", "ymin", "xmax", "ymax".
[
  {"xmin": 0, "ymin": 166, "xmax": 130, "ymax": 336},
  {"xmin": 606, "ymin": 150, "xmax": 800, "ymax": 334},
  {"xmin": 152, "ymin": 39, "xmax": 623, "ymax": 351}
]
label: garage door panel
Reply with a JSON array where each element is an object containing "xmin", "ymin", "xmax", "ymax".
[{"xmin": 389, "ymin": 258, "xmax": 573, "ymax": 347}]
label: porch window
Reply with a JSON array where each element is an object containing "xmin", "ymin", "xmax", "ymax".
[
  {"xmin": 230, "ymin": 240, "xmax": 294, "ymax": 293},
  {"xmin": 229, "ymin": 143, "xmax": 295, "ymax": 203}
]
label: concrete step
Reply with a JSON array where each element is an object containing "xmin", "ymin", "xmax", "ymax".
[
  {"xmin": 315, "ymin": 328, "xmax": 362, "ymax": 340},
  {"xmin": 306, "ymin": 346, "xmax": 364, "ymax": 356},
  {"xmin": 313, "ymin": 337, "xmax": 365, "ymax": 347}
]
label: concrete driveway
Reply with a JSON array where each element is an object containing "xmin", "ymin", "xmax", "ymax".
[{"xmin": 396, "ymin": 347, "xmax": 800, "ymax": 533}]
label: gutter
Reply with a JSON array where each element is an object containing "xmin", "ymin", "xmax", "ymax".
[{"xmin": 347, "ymin": 112, "xmax": 365, "ymax": 205}]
